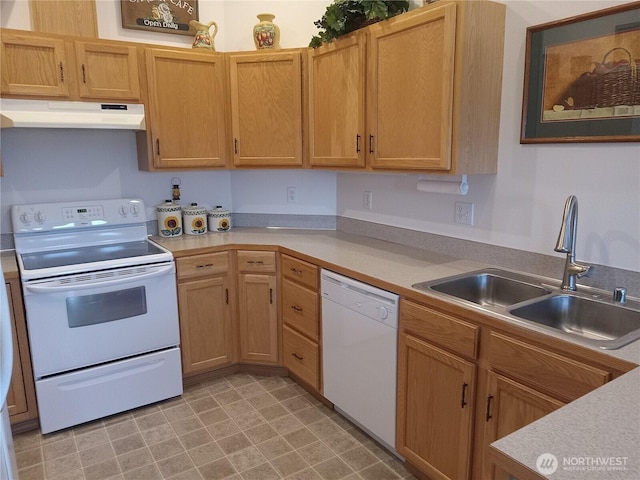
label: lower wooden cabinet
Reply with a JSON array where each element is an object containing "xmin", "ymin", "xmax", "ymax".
[
  {"xmin": 5, "ymin": 278, "xmax": 37, "ymax": 424},
  {"xmin": 282, "ymin": 325, "xmax": 320, "ymax": 389},
  {"xmin": 237, "ymin": 251, "xmax": 279, "ymax": 364},
  {"xmin": 176, "ymin": 252, "xmax": 234, "ymax": 376},
  {"xmin": 480, "ymin": 371, "xmax": 565, "ymax": 480},
  {"xmin": 397, "ymin": 331, "xmax": 476, "ymax": 480},
  {"xmin": 280, "ymin": 254, "xmax": 321, "ymax": 391}
]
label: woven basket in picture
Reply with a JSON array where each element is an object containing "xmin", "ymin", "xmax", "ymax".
[
  {"xmin": 593, "ymin": 47, "xmax": 637, "ymax": 107},
  {"xmin": 556, "ymin": 47, "xmax": 638, "ymax": 110}
]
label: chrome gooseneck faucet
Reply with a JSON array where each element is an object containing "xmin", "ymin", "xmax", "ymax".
[{"xmin": 554, "ymin": 195, "xmax": 591, "ymax": 291}]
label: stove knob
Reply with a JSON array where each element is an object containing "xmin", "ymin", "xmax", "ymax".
[
  {"xmin": 118, "ymin": 205, "xmax": 128, "ymax": 217},
  {"xmin": 34, "ymin": 211, "xmax": 46, "ymax": 223},
  {"xmin": 130, "ymin": 204, "xmax": 140, "ymax": 215},
  {"xmin": 20, "ymin": 212, "xmax": 32, "ymax": 224}
]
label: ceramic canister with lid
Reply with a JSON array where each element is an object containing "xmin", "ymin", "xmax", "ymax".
[
  {"xmin": 208, "ymin": 206, "xmax": 231, "ymax": 232},
  {"xmin": 182, "ymin": 203, "xmax": 208, "ymax": 235},
  {"xmin": 156, "ymin": 200, "xmax": 182, "ymax": 237}
]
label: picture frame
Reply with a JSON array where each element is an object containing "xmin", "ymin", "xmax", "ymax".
[
  {"xmin": 520, "ymin": 2, "xmax": 640, "ymax": 143},
  {"xmin": 120, "ymin": 0, "xmax": 199, "ymax": 37}
]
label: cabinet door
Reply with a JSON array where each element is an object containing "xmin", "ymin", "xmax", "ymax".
[
  {"xmin": 482, "ymin": 371, "xmax": 564, "ymax": 480},
  {"xmin": 1, "ymin": 33, "xmax": 70, "ymax": 97},
  {"xmin": 367, "ymin": 3, "xmax": 457, "ymax": 171},
  {"xmin": 178, "ymin": 276, "xmax": 233, "ymax": 375},
  {"xmin": 229, "ymin": 51, "xmax": 303, "ymax": 167},
  {"xmin": 5, "ymin": 283, "xmax": 28, "ymax": 417},
  {"xmin": 308, "ymin": 35, "xmax": 366, "ymax": 168},
  {"xmin": 145, "ymin": 49, "xmax": 227, "ymax": 169},
  {"xmin": 75, "ymin": 42, "xmax": 140, "ymax": 100},
  {"xmin": 238, "ymin": 273, "xmax": 278, "ymax": 363},
  {"xmin": 397, "ymin": 332, "xmax": 475, "ymax": 480},
  {"xmin": 5, "ymin": 279, "xmax": 37, "ymax": 424}
]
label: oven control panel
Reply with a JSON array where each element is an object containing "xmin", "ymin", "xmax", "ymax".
[{"xmin": 12, "ymin": 198, "xmax": 147, "ymax": 233}]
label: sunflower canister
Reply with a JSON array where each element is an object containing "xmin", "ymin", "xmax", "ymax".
[
  {"xmin": 156, "ymin": 200, "xmax": 182, "ymax": 237},
  {"xmin": 182, "ymin": 203, "xmax": 208, "ymax": 235},
  {"xmin": 208, "ymin": 206, "xmax": 231, "ymax": 232}
]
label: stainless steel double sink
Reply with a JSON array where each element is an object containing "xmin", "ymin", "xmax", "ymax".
[{"xmin": 412, "ymin": 269, "xmax": 640, "ymax": 350}]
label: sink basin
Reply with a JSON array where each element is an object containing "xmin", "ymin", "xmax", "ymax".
[
  {"xmin": 413, "ymin": 269, "xmax": 551, "ymax": 308},
  {"xmin": 510, "ymin": 294, "xmax": 640, "ymax": 349}
]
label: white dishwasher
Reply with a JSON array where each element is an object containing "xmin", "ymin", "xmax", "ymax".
[{"xmin": 321, "ymin": 269, "xmax": 399, "ymax": 453}]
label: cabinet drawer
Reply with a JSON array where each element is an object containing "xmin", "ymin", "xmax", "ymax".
[
  {"xmin": 281, "ymin": 254, "xmax": 318, "ymax": 290},
  {"xmin": 283, "ymin": 325, "xmax": 319, "ymax": 390},
  {"xmin": 237, "ymin": 250, "xmax": 277, "ymax": 273},
  {"xmin": 400, "ymin": 299, "xmax": 478, "ymax": 359},
  {"xmin": 489, "ymin": 332, "xmax": 610, "ymax": 402},
  {"xmin": 177, "ymin": 252, "xmax": 229, "ymax": 280},
  {"xmin": 282, "ymin": 279, "xmax": 319, "ymax": 341}
]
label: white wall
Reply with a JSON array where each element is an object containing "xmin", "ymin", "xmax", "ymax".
[
  {"xmin": 1, "ymin": 0, "xmax": 639, "ymax": 274},
  {"xmin": 336, "ymin": 0, "xmax": 640, "ymax": 272},
  {"xmin": 0, "ymin": 128, "xmax": 232, "ymax": 231}
]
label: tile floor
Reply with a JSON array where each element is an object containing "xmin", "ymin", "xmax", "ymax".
[{"xmin": 12, "ymin": 373, "xmax": 417, "ymax": 480}]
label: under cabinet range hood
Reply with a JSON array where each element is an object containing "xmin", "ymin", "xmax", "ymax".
[{"xmin": 0, "ymin": 99, "xmax": 146, "ymax": 130}]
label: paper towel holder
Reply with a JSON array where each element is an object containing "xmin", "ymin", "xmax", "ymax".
[{"xmin": 416, "ymin": 174, "xmax": 469, "ymax": 195}]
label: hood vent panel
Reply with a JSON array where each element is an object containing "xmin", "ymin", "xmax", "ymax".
[{"xmin": 0, "ymin": 99, "xmax": 146, "ymax": 130}]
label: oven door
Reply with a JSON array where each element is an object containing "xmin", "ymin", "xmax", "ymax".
[{"xmin": 22, "ymin": 262, "xmax": 179, "ymax": 378}]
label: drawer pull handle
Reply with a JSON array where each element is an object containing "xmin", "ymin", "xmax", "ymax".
[
  {"xmin": 156, "ymin": 138, "xmax": 161, "ymax": 155},
  {"xmin": 461, "ymin": 382, "xmax": 468, "ymax": 408},
  {"xmin": 292, "ymin": 352, "xmax": 304, "ymax": 360},
  {"xmin": 369, "ymin": 134, "xmax": 374, "ymax": 154},
  {"xmin": 356, "ymin": 134, "xmax": 361, "ymax": 153},
  {"xmin": 59, "ymin": 62, "xmax": 64, "ymax": 81},
  {"xmin": 81, "ymin": 64, "xmax": 86, "ymax": 83},
  {"xmin": 234, "ymin": 138, "xmax": 239, "ymax": 154},
  {"xmin": 196, "ymin": 263, "xmax": 213, "ymax": 268},
  {"xmin": 290, "ymin": 268, "xmax": 303, "ymax": 275},
  {"xmin": 485, "ymin": 395, "xmax": 493, "ymax": 421},
  {"xmin": 247, "ymin": 260, "xmax": 264, "ymax": 265},
  {"xmin": 291, "ymin": 305, "xmax": 303, "ymax": 312},
  {"xmin": 269, "ymin": 288, "xmax": 273, "ymax": 304}
]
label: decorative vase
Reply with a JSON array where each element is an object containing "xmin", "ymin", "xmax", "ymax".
[{"xmin": 253, "ymin": 13, "xmax": 280, "ymax": 50}]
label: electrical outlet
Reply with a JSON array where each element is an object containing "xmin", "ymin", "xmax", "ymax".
[
  {"xmin": 287, "ymin": 186, "xmax": 297, "ymax": 203},
  {"xmin": 363, "ymin": 191, "xmax": 373, "ymax": 210},
  {"xmin": 455, "ymin": 202, "xmax": 474, "ymax": 226}
]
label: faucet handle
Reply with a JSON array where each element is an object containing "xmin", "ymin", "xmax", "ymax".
[{"xmin": 613, "ymin": 287, "xmax": 627, "ymax": 304}]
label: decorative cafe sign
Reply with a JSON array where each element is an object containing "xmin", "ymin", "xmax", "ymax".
[{"xmin": 121, "ymin": 0, "xmax": 199, "ymax": 36}]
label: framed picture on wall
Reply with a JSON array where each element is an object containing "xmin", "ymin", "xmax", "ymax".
[
  {"xmin": 520, "ymin": 1, "xmax": 640, "ymax": 143},
  {"xmin": 120, "ymin": 0, "xmax": 198, "ymax": 36}
]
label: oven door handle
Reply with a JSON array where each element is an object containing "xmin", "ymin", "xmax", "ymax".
[{"xmin": 24, "ymin": 264, "xmax": 175, "ymax": 293}]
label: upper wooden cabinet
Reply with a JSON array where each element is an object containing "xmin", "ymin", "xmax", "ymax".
[
  {"xmin": 1, "ymin": 30, "xmax": 140, "ymax": 102},
  {"xmin": 74, "ymin": 41, "xmax": 139, "ymax": 100},
  {"xmin": 308, "ymin": 35, "xmax": 366, "ymax": 168},
  {"xmin": 228, "ymin": 51, "xmax": 303, "ymax": 167},
  {"xmin": 308, "ymin": 1, "xmax": 505, "ymax": 174},
  {"xmin": 1, "ymin": 32, "xmax": 70, "ymax": 97},
  {"xmin": 139, "ymin": 48, "xmax": 228, "ymax": 170}
]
